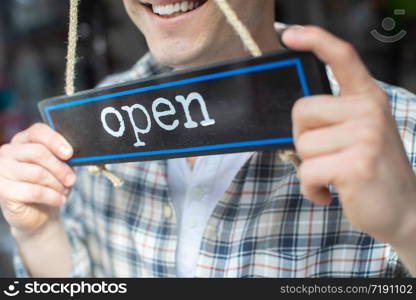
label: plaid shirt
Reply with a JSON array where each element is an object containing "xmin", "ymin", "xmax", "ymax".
[{"xmin": 15, "ymin": 52, "xmax": 416, "ymax": 278}]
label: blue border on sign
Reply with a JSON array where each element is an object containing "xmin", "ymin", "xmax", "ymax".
[{"xmin": 44, "ymin": 58, "xmax": 310, "ymax": 164}]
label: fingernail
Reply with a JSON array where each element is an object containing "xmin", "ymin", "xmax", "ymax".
[
  {"xmin": 63, "ymin": 188, "xmax": 70, "ymax": 196},
  {"xmin": 282, "ymin": 25, "xmax": 305, "ymax": 44},
  {"xmin": 278, "ymin": 28, "xmax": 289, "ymax": 49},
  {"xmin": 59, "ymin": 145, "xmax": 72, "ymax": 158},
  {"xmin": 289, "ymin": 25, "xmax": 306, "ymax": 32},
  {"xmin": 65, "ymin": 173, "xmax": 76, "ymax": 186}
]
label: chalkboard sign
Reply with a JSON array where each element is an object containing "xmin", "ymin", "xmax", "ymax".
[{"xmin": 38, "ymin": 50, "xmax": 332, "ymax": 166}]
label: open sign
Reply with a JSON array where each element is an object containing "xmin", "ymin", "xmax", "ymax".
[{"xmin": 39, "ymin": 50, "xmax": 331, "ymax": 166}]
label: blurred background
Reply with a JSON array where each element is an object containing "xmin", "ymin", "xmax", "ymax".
[{"xmin": 0, "ymin": 0, "xmax": 415, "ymax": 277}]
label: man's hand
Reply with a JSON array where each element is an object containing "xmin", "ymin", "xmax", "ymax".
[
  {"xmin": 0, "ymin": 123, "xmax": 75, "ymax": 277},
  {"xmin": 0, "ymin": 123, "xmax": 75, "ymax": 236},
  {"xmin": 283, "ymin": 26, "xmax": 416, "ymax": 260}
]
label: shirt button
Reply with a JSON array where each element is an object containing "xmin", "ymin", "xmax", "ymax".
[
  {"xmin": 189, "ymin": 218, "xmax": 198, "ymax": 229},
  {"xmin": 189, "ymin": 187, "xmax": 205, "ymax": 201},
  {"xmin": 164, "ymin": 205, "xmax": 173, "ymax": 219}
]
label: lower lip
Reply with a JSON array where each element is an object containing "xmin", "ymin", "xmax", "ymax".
[{"xmin": 142, "ymin": 2, "xmax": 207, "ymax": 26}]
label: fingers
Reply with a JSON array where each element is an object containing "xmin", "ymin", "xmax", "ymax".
[
  {"xmin": 298, "ymin": 144, "xmax": 379, "ymax": 206},
  {"xmin": 0, "ymin": 177, "xmax": 66, "ymax": 207},
  {"xmin": 0, "ymin": 160, "xmax": 68, "ymax": 194},
  {"xmin": 296, "ymin": 123, "xmax": 358, "ymax": 160},
  {"xmin": 0, "ymin": 143, "xmax": 75, "ymax": 187},
  {"xmin": 0, "ymin": 124, "xmax": 73, "ymax": 233},
  {"xmin": 298, "ymin": 153, "xmax": 340, "ymax": 206},
  {"xmin": 11, "ymin": 123, "xmax": 73, "ymax": 161},
  {"xmin": 282, "ymin": 26, "xmax": 378, "ymax": 95},
  {"xmin": 292, "ymin": 95, "xmax": 362, "ymax": 141},
  {"xmin": 302, "ymin": 185, "xmax": 332, "ymax": 206}
]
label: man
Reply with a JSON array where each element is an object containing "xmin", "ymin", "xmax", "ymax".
[{"xmin": 0, "ymin": 0, "xmax": 415, "ymax": 277}]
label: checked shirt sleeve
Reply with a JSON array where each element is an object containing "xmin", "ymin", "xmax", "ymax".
[
  {"xmin": 61, "ymin": 167, "xmax": 93, "ymax": 277},
  {"xmin": 384, "ymin": 248, "xmax": 413, "ymax": 277}
]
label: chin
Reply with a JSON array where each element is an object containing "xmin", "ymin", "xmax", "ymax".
[
  {"xmin": 146, "ymin": 33, "xmax": 219, "ymax": 69},
  {"xmin": 150, "ymin": 46, "xmax": 204, "ymax": 69},
  {"xmin": 124, "ymin": 0, "xmax": 228, "ymax": 68}
]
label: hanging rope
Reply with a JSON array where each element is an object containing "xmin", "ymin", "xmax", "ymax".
[
  {"xmin": 65, "ymin": 0, "xmax": 124, "ymax": 188},
  {"xmin": 88, "ymin": 165, "xmax": 124, "ymax": 188},
  {"xmin": 213, "ymin": 0, "xmax": 300, "ymax": 169},
  {"xmin": 65, "ymin": 0, "xmax": 79, "ymax": 96},
  {"xmin": 212, "ymin": 0, "xmax": 262, "ymax": 57}
]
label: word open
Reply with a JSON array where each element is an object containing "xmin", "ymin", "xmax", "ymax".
[{"xmin": 100, "ymin": 92, "xmax": 216, "ymax": 147}]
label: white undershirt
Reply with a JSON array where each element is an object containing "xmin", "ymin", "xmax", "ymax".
[{"xmin": 166, "ymin": 152, "xmax": 254, "ymax": 277}]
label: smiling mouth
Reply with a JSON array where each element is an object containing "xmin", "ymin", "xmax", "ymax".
[{"xmin": 141, "ymin": 0, "xmax": 208, "ymax": 18}]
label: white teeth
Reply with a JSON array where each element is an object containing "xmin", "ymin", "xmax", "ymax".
[
  {"xmin": 181, "ymin": 1, "xmax": 188, "ymax": 12},
  {"xmin": 166, "ymin": 4, "xmax": 174, "ymax": 14},
  {"xmin": 152, "ymin": 1, "xmax": 201, "ymax": 16}
]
